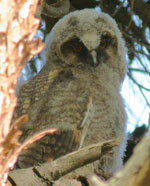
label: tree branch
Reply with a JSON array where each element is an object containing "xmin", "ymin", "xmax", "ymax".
[{"xmin": 8, "ymin": 139, "xmax": 120, "ymax": 186}]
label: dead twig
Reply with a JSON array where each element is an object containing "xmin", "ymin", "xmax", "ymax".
[
  {"xmin": 125, "ymin": 0, "xmax": 135, "ymax": 32},
  {"xmin": 112, "ymin": 0, "xmax": 126, "ymax": 17}
]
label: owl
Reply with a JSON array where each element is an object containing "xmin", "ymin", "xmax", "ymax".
[{"xmin": 13, "ymin": 9, "xmax": 127, "ymax": 176}]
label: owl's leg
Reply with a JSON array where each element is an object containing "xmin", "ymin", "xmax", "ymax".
[
  {"xmin": 96, "ymin": 149, "xmax": 118, "ymax": 179},
  {"xmin": 96, "ymin": 138, "xmax": 126, "ymax": 179}
]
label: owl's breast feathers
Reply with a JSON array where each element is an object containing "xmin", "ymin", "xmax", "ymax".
[{"xmin": 13, "ymin": 69, "xmax": 93, "ymax": 168}]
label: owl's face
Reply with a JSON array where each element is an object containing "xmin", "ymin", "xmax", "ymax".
[
  {"xmin": 46, "ymin": 9, "xmax": 127, "ymax": 80},
  {"xmin": 60, "ymin": 31, "xmax": 117, "ymax": 67}
]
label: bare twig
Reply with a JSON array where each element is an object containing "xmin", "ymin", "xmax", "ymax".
[
  {"xmin": 138, "ymin": 88, "xmax": 150, "ymax": 107},
  {"xmin": 125, "ymin": 0, "xmax": 135, "ymax": 32},
  {"xmin": 134, "ymin": 50, "xmax": 150, "ymax": 60},
  {"xmin": 127, "ymin": 73, "xmax": 150, "ymax": 107},
  {"xmin": 123, "ymin": 32, "xmax": 150, "ymax": 50},
  {"xmin": 127, "ymin": 73, "xmax": 150, "ymax": 92},
  {"xmin": 134, "ymin": 53, "xmax": 149, "ymax": 72},
  {"xmin": 129, "ymin": 68, "xmax": 150, "ymax": 75},
  {"xmin": 112, "ymin": 0, "xmax": 125, "ymax": 17}
]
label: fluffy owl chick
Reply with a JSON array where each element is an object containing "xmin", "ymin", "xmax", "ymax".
[{"xmin": 13, "ymin": 9, "xmax": 127, "ymax": 175}]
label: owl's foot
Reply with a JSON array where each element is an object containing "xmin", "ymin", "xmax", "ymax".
[{"xmin": 94, "ymin": 168, "xmax": 113, "ymax": 180}]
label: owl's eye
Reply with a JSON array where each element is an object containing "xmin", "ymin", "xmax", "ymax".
[
  {"xmin": 72, "ymin": 43, "xmax": 82, "ymax": 52},
  {"xmin": 99, "ymin": 41, "xmax": 107, "ymax": 49}
]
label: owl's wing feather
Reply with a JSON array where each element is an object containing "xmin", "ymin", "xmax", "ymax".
[
  {"xmin": 13, "ymin": 70, "xmax": 60, "ymax": 121},
  {"xmin": 13, "ymin": 68, "xmax": 92, "ymax": 168}
]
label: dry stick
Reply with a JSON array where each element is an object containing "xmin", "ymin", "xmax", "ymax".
[
  {"xmin": 112, "ymin": 0, "xmax": 125, "ymax": 17},
  {"xmin": 9, "ymin": 139, "xmax": 120, "ymax": 186},
  {"xmin": 125, "ymin": 0, "xmax": 135, "ymax": 32}
]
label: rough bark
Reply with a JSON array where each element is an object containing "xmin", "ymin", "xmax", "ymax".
[
  {"xmin": 7, "ymin": 134, "xmax": 150, "ymax": 186},
  {"xmin": 8, "ymin": 140, "xmax": 119, "ymax": 186}
]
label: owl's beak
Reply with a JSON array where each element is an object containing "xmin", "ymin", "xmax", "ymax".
[{"xmin": 90, "ymin": 50, "xmax": 98, "ymax": 66}]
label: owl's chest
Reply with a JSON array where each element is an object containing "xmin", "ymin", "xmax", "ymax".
[{"xmin": 83, "ymin": 78, "xmax": 125, "ymax": 145}]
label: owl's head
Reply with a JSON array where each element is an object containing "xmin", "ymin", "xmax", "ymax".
[{"xmin": 45, "ymin": 9, "xmax": 127, "ymax": 81}]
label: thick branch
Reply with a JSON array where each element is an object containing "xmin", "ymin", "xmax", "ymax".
[{"xmin": 8, "ymin": 139, "xmax": 119, "ymax": 186}]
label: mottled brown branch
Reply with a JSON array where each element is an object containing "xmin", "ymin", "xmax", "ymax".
[
  {"xmin": 8, "ymin": 132, "xmax": 150, "ymax": 186},
  {"xmin": 8, "ymin": 139, "xmax": 119, "ymax": 186}
]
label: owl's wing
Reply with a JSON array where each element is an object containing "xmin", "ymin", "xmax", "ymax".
[
  {"xmin": 13, "ymin": 70, "xmax": 59, "ymax": 121},
  {"xmin": 13, "ymin": 69, "xmax": 92, "ymax": 168}
]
